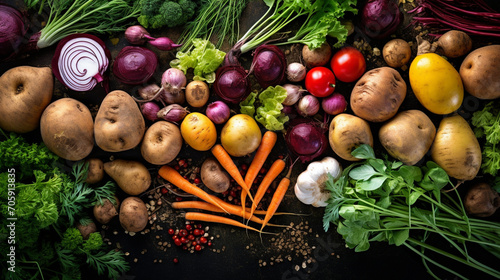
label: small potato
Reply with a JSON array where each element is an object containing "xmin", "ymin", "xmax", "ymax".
[
  {"xmin": 201, "ymin": 158, "xmax": 231, "ymax": 193},
  {"xmin": 351, "ymin": 67, "xmax": 406, "ymax": 122},
  {"xmin": 93, "ymin": 197, "xmax": 119, "ymax": 224},
  {"xmin": 302, "ymin": 42, "xmax": 332, "ymax": 68},
  {"xmin": 141, "ymin": 121, "xmax": 182, "ymax": 165},
  {"xmin": 185, "ymin": 80, "xmax": 210, "ymax": 108},
  {"xmin": 104, "ymin": 159, "xmax": 151, "ymax": 195},
  {"xmin": 119, "ymin": 197, "xmax": 148, "ymax": 233},
  {"xmin": 76, "ymin": 221, "xmax": 97, "ymax": 240},
  {"xmin": 85, "ymin": 158, "xmax": 104, "ymax": 184},
  {"xmin": 464, "ymin": 182, "xmax": 500, "ymax": 217},
  {"xmin": 459, "ymin": 45, "xmax": 500, "ymax": 100},
  {"xmin": 383, "ymin": 39, "xmax": 411, "ymax": 68},
  {"xmin": 379, "ymin": 110, "xmax": 436, "ymax": 166},
  {"xmin": 438, "ymin": 30, "xmax": 472, "ymax": 58},
  {"xmin": 329, "ymin": 113, "xmax": 373, "ymax": 161}
]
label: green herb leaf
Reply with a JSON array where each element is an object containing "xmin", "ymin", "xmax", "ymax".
[
  {"xmin": 351, "ymin": 144, "xmax": 375, "ymax": 159},
  {"xmin": 357, "ymin": 176, "xmax": 387, "ymax": 191},
  {"xmin": 349, "ymin": 165, "xmax": 379, "ymax": 181},
  {"xmin": 397, "ymin": 165, "xmax": 422, "ymax": 185}
]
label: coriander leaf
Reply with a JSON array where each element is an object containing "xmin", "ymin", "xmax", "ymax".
[
  {"xmin": 351, "ymin": 144, "xmax": 375, "ymax": 159},
  {"xmin": 407, "ymin": 190, "xmax": 423, "ymax": 205},
  {"xmin": 481, "ymin": 144, "xmax": 500, "ymax": 176},
  {"xmin": 484, "ymin": 124, "xmax": 500, "ymax": 145},
  {"xmin": 391, "ymin": 161, "xmax": 404, "ymax": 170},
  {"xmin": 419, "ymin": 162, "xmax": 449, "ymax": 192},
  {"xmin": 397, "ymin": 165, "xmax": 422, "ymax": 185},
  {"xmin": 349, "ymin": 165, "xmax": 379, "ymax": 180},
  {"xmin": 391, "ymin": 229, "xmax": 409, "ymax": 246},
  {"xmin": 357, "ymin": 176, "xmax": 387, "ymax": 191}
]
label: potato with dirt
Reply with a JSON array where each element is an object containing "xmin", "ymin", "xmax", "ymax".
[
  {"xmin": 104, "ymin": 159, "xmax": 151, "ymax": 195},
  {"xmin": 40, "ymin": 98, "xmax": 94, "ymax": 161},
  {"xmin": 185, "ymin": 80, "xmax": 210, "ymax": 108},
  {"xmin": 379, "ymin": 110, "xmax": 436, "ymax": 166},
  {"xmin": 200, "ymin": 157, "xmax": 231, "ymax": 193},
  {"xmin": 437, "ymin": 30, "xmax": 472, "ymax": 58},
  {"xmin": 459, "ymin": 45, "xmax": 500, "ymax": 100},
  {"xmin": 119, "ymin": 197, "xmax": 148, "ymax": 233},
  {"xmin": 85, "ymin": 158, "xmax": 104, "ymax": 184},
  {"xmin": 94, "ymin": 197, "xmax": 120, "ymax": 224},
  {"xmin": 329, "ymin": 113, "xmax": 373, "ymax": 161},
  {"xmin": 141, "ymin": 121, "xmax": 182, "ymax": 165},
  {"xmin": 94, "ymin": 90, "xmax": 146, "ymax": 152},
  {"xmin": 464, "ymin": 182, "xmax": 500, "ymax": 218},
  {"xmin": 350, "ymin": 67, "xmax": 406, "ymax": 122},
  {"xmin": 382, "ymin": 39, "xmax": 411, "ymax": 68},
  {"xmin": 0, "ymin": 66, "xmax": 53, "ymax": 133},
  {"xmin": 302, "ymin": 42, "xmax": 332, "ymax": 68}
]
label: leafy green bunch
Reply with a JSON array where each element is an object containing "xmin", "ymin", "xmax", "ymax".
[
  {"xmin": 471, "ymin": 101, "xmax": 500, "ymax": 176},
  {"xmin": 137, "ymin": 0, "xmax": 199, "ymax": 29},
  {"xmin": 323, "ymin": 145, "xmax": 500, "ymax": 279},
  {"xmin": 239, "ymin": 86, "xmax": 289, "ymax": 131}
]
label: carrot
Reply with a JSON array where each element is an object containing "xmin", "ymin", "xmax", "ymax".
[
  {"xmin": 184, "ymin": 212, "xmax": 263, "ymax": 233},
  {"xmin": 158, "ymin": 165, "xmax": 229, "ymax": 214},
  {"xmin": 260, "ymin": 164, "xmax": 293, "ymax": 233},
  {"xmin": 171, "ymin": 201, "xmax": 286, "ymax": 227},
  {"xmin": 242, "ymin": 130, "xmax": 277, "ymax": 210},
  {"xmin": 211, "ymin": 144, "xmax": 255, "ymax": 216},
  {"xmin": 247, "ymin": 158, "xmax": 285, "ymax": 221}
]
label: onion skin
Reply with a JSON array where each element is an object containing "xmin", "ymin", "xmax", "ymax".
[
  {"xmin": 157, "ymin": 104, "xmax": 189, "ymax": 123},
  {"xmin": 148, "ymin": 37, "xmax": 182, "ymax": 51},
  {"xmin": 322, "ymin": 93, "xmax": 347, "ymax": 115},
  {"xmin": 213, "ymin": 65, "xmax": 251, "ymax": 104},
  {"xmin": 141, "ymin": 102, "xmax": 160, "ymax": 121},
  {"xmin": 113, "ymin": 46, "xmax": 158, "ymax": 85},
  {"xmin": 360, "ymin": 0, "xmax": 402, "ymax": 39},
  {"xmin": 206, "ymin": 101, "xmax": 231, "ymax": 124},
  {"xmin": 251, "ymin": 45, "xmax": 287, "ymax": 88},
  {"xmin": 124, "ymin": 25, "xmax": 153, "ymax": 45},
  {"xmin": 286, "ymin": 62, "xmax": 306, "ymax": 82},
  {"xmin": 296, "ymin": 95, "xmax": 320, "ymax": 117},
  {"xmin": 286, "ymin": 118, "xmax": 328, "ymax": 163},
  {"xmin": 282, "ymin": 84, "xmax": 304, "ymax": 106},
  {"xmin": 162, "ymin": 68, "xmax": 186, "ymax": 95},
  {"xmin": 0, "ymin": 4, "xmax": 27, "ymax": 60},
  {"xmin": 51, "ymin": 34, "xmax": 111, "ymax": 93}
]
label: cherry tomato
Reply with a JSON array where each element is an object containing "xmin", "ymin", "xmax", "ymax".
[
  {"xmin": 330, "ymin": 47, "xmax": 366, "ymax": 83},
  {"xmin": 304, "ymin": 67, "xmax": 336, "ymax": 98}
]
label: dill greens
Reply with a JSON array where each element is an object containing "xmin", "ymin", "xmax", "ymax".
[{"xmin": 323, "ymin": 144, "xmax": 500, "ymax": 279}]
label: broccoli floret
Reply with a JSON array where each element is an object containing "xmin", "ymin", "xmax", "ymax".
[{"xmin": 137, "ymin": 0, "xmax": 199, "ymax": 29}]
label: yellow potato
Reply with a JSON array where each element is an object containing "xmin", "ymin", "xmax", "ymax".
[{"xmin": 329, "ymin": 113, "xmax": 373, "ymax": 161}]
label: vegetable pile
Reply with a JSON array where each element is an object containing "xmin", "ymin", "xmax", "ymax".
[{"xmin": 1, "ymin": 0, "xmax": 500, "ymax": 279}]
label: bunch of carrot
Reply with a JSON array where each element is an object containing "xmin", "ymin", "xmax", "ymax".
[{"xmin": 158, "ymin": 131, "xmax": 293, "ymax": 234}]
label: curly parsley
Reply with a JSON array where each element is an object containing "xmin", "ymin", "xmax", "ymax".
[{"xmin": 471, "ymin": 101, "xmax": 500, "ymax": 176}]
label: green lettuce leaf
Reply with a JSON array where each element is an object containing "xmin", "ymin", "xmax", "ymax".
[{"xmin": 254, "ymin": 86, "xmax": 289, "ymax": 131}]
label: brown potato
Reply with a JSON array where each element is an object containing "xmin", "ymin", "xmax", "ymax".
[
  {"xmin": 119, "ymin": 197, "xmax": 148, "ymax": 233},
  {"xmin": 76, "ymin": 221, "xmax": 97, "ymax": 240},
  {"xmin": 141, "ymin": 121, "xmax": 182, "ymax": 165},
  {"xmin": 350, "ymin": 67, "xmax": 406, "ymax": 122},
  {"xmin": 382, "ymin": 39, "xmax": 411, "ymax": 68},
  {"xmin": 464, "ymin": 182, "xmax": 499, "ymax": 217},
  {"xmin": 329, "ymin": 113, "xmax": 373, "ymax": 161},
  {"xmin": 104, "ymin": 159, "xmax": 151, "ymax": 195},
  {"xmin": 93, "ymin": 197, "xmax": 119, "ymax": 224},
  {"xmin": 302, "ymin": 42, "xmax": 332, "ymax": 68},
  {"xmin": 94, "ymin": 90, "xmax": 145, "ymax": 152},
  {"xmin": 459, "ymin": 45, "xmax": 500, "ymax": 100},
  {"xmin": 40, "ymin": 98, "xmax": 94, "ymax": 161},
  {"xmin": 185, "ymin": 80, "xmax": 210, "ymax": 108},
  {"xmin": 437, "ymin": 30, "xmax": 472, "ymax": 58},
  {"xmin": 379, "ymin": 110, "xmax": 436, "ymax": 166},
  {"xmin": 201, "ymin": 158, "xmax": 231, "ymax": 193},
  {"xmin": 85, "ymin": 158, "xmax": 104, "ymax": 184},
  {"xmin": 0, "ymin": 66, "xmax": 53, "ymax": 133}
]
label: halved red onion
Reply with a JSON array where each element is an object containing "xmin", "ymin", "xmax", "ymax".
[{"xmin": 52, "ymin": 34, "xmax": 111, "ymax": 92}]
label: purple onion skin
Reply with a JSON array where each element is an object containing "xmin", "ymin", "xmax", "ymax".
[
  {"xmin": 125, "ymin": 25, "xmax": 154, "ymax": 45},
  {"xmin": 251, "ymin": 45, "xmax": 287, "ymax": 88},
  {"xmin": 285, "ymin": 119, "xmax": 328, "ymax": 163},
  {"xmin": 148, "ymin": 37, "xmax": 182, "ymax": 51},
  {"xmin": 360, "ymin": 0, "xmax": 402, "ymax": 39},
  {"xmin": 113, "ymin": 46, "xmax": 158, "ymax": 85},
  {"xmin": 213, "ymin": 65, "xmax": 251, "ymax": 104},
  {"xmin": 322, "ymin": 93, "xmax": 347, "ymax": 115},
  {"xmin": 157, "ymin": 104, "xmax": 189, "ymax": 123},
  {"xmin": 206, "ymin": 101, "xmax": 231, "ymax": 124},
  {"xmin": 0, "ymin": 4, "xmax": 27, "ymax": 60},
  {"xmin": 162, "ymin": 68, "xmax": 187, "ymax": 94},
  {"xmin": 141, "ymin": 102, "xmax": 161, "ymax": 121}
]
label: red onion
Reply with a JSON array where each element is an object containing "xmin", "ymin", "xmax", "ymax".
[
  {"xmin": 250, "ymin": 45, "xmax": 286, "ymax": 88},
  {"xmin": 0, "ymin": 4, "xmax": 27, "ymax": 60},
  {"xmin": 157, "ymin": 104, "xmax": 189, "ymax": 123},
  {"xmin": 285, "ymin": 119, "xmax": 328, "ymax": 163},
  {"xmin": 124, "ymin": 25, "xmax": 154, "ymax": 45},
  {"xmin": 286, "ymin": 62, "xmax": 306, "ymax": 82},
  {"xmin": 296, "ymin": 95, "xmax": 320, "ymax": 117},
  {"xmin": 160, "ymin": 89, "xmax": 185, "ymax": 105},
  {"xmin": 206, "ymin": 101, "xmax": 231, "ymax": 124},
  {"xmin": 162, "ymin": 68, "xmax": 186, "ymax": 95},
  {"xmin": 282, "ymin": 84, "xmax": 305, "ymax": 106},
  {"xmin": 360, "ymin": 0, "xmax": 402, "ymax": 39},
  {"xmin": 141, "ymin": 102, "xmax": 161, "ymax": 121},
  {"xmin": 113, "ymin": 46, "xmax": 158, "ymax": 85},
  {"xmin": 51, "ymin": 34, "xmax": 111, "ymax": 92},
  {"xmin": 213, "ymin": 65, "xmax": 251, "ymax": 104},
  {"xmin": 138, "ymin": 84, "xmax": 162, "ymax": 101},
  {"xmin": 322, "ymin": 93, "xmax": 347, "ymax": 115},
  {"xmin": 149, "ymin": 37, "xmax": 182, "ymax": 51}
]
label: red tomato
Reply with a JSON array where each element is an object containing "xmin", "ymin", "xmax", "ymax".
[
  {"xmin": 305, "ymin": 67, "xmax": 336, "ymax": 98},
  {"xmin": 330, "ymin": 47, "xmax": 366, "ymax": 83}
]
